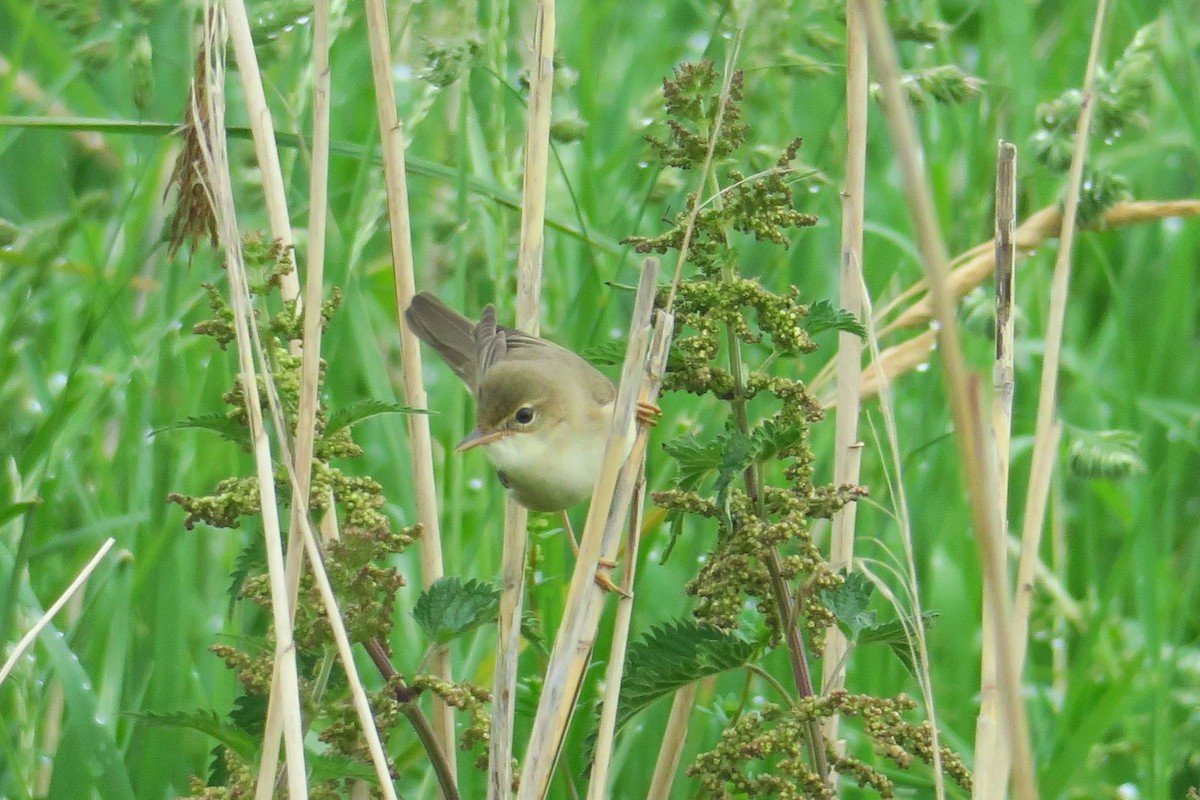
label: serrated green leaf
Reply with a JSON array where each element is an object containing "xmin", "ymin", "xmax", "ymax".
[
  {"xmin": 325, "ymin": 399, "xmax": 429, "ymax": 437},
  {"xmin": 662, "ymin": 434, "xmax": 725, "ymax": 491},
  {"xmin": 749, "ymin": 417, "xmax": 802, "ymax": 461},
  {"xmin": 412, "ymin": 577, "xmax": 501, "ymax": 644},
  {"xmin": 227, "ymin": 537, "xmax": 265, "ymax": 619},
  {"xmin": 821, "ymin": 572, "xmax": 876, "ymax": 638},
  {"xmin": 152, "ymin": 413, "xmax": 250, "ymax": 447},
  {"xmin": 613, "ymin": 620, "xmax": 756, "ymax": 738},
  {"xmin": 857, "ymin": 611, "xmax": 939, "ymax": 676},
  {"xmin": 804, "ymin": 299, "xmax": 866, "ymax": 338},
  {"xmin": 128, "ymin": 710, "xmax": 259, "ymax": 760}
]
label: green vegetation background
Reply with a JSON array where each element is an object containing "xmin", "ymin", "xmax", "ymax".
[{"xmin": 1, "ymin": 0, "xmax": 1198, "ymax": 797}]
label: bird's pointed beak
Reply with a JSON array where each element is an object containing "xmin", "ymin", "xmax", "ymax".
[{"xmin": 455, "ymin": 427, "xmax": 511, "ymax": 453}]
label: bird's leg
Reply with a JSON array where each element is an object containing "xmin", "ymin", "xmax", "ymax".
[{"xmin": 562, "ymin": 511, "xmax": 629, "ymax": 597}]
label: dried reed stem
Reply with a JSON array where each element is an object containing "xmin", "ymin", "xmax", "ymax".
[
  {"xmin": 363, "ymin": 0, "xmax": 458, "ymax": 784},
  {"xmin": 515, "ymin": 258, "xmax": 663, "ymax": 800},
  {"xmin": 812, "ymin": 199, "xmax": 1200, "ymax": 408},
  {"xmin": 587, "ymin": 316, "xmax": 673, "ymax": 799},
  {"xmin": 974, "ymin": 140, "xmax": 1017, "ymax": 800},
  {"xmin": 192, "ymin": 14, "xmax": 308, "ymax": 796},
  {"xmin": 821, "ymin": 0, "xmax": 868, "ymax": 731},
  {"xmin": 645, "ymin": 683, "xmax": 700, "ymax": 800},
  {"xmin": 492, "ymin": 1, "xmax": 556, "ymax": 796},
  {"xmin": 854, "ymin": 1, "xmax": 1037, "ymax": 797}
]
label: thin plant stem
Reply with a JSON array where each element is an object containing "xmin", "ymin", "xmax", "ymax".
[
  {"xmin": 854, "ymin": 0, "xmax": 1037, "ymax": 796},
  {"xmin": 821, "ymin": 0, "xmax": 868, "ymax": 735},
  {"xmin": 363, "ymin": 0, "xmax": 458, "ymax": 785}
]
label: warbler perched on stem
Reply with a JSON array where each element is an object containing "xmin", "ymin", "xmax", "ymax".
[{"xmin": 405, "ymin": 292, "xmax": 626, "ymax": 514}]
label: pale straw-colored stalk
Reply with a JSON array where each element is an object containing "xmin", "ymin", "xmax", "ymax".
[
  {"xmin": 973, "ymin": 140, "xmax": 1017, "ymax": 800},
  {"xmin": 198, "ymin": 7, "xmax": 397, "ymax": 794},
  {"xmin": 645, "ymin": 683, "xmax": 700, "ymax": 800},
  {"xmin": 0, "ymin": 537, "xmax": 115, "ymax": 686},
  {"xmin": 812, "ymin": 200, "xmax": 1200, "ymax": 408},
  {"xmin": 515, "ymin": 258, "xmax": 664, "ymax": 800},
  {"xmin": 363, "ymin": 0, "xmax": 458, "ymax": 784},
  {"xmin": 492, "ymin": 1, "xmax": 556, "ymax": 797},
  {"xmin": 1003, "ymin": 1, "xmax": 1111, "ymax": 794},
  {"xmin": 191, "ymin": 13, "xmax": 307, "ymax": 794},
  {"xmin": 853, "ymin": 1, "xmax": 1037, "ymax": 797},
  {"xmin": 821, "ymin": 0, "xmax": 868, "ymax": 732},
  {"xmin": 588, "ymin": 317, "xmax": 674, "ymax": 800}
]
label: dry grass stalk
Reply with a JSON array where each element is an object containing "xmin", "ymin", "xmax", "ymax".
[
  {"xmin": 854, "ymin": 1, "xmax": 1037, "ymax": 797},
  {"xmin": 646, "ymin": 683, "xmax": 701, "ymax": 800},
  {"xmin": 363, "ymin": 0, "xmax": 459, "ymax": 782},
  {"xmin": 198, "ymin": 7, "xmax": 398, "ymax": 794},
  {"xmin": 493, "ymin": 2, "xmax": 557, "ymax": 797},
  {"xmin": 973, "ymin": 140, "xmax": 1018, "ymax": 800},
  {"xmin": 821, "ymin": 0, "xmax": 868, "ymax": 733},
  {"xmin": 1003, "ymin": 5, "xmax": 1111, "ymax": 796},
  {"xmin": 587, "ymin": 314, "xmax": 674, "ymax": 799},
  {"xmin": 515, "ymin": 258, "xmax": 662, "ymax": 800},
  {"xmin": 813, "ymin": 198, "xmax": 1200, "ymax": 410},
  {"xmin": 189, "ymin": 11, "xmax": 307, "ymax": 795},
  {"xmin": 0, "ymin": 537, "xmax": 115, "ymax": 687}
]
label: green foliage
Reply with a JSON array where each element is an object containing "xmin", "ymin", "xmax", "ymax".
[
  {"xmin": 610, "ymin": 619, "xmax": 756, "ymax": 737},
  {"xmin": 3, "ymin": 0, "xmax": 1198, "ymax": 796},
  {"xmin": 413, "ymin": 576, "xmax": 502, "ymax": 644}
]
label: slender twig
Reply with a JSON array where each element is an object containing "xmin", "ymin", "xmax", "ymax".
[
  {"xmin": 191, "ymin": 12, "xmax": 307, "ymax": 795},
  {"xmin": 645, "ymin": 683, "xmax": 700, "ymax": 800},
  {"xmin": 588, "ymin": 318, "xmax": 672, "ymax": 799}
]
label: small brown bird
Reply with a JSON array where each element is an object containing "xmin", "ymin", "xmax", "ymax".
[{"xmin": 405, "ymin": 292, "xmax": 623, "ymax": 514}]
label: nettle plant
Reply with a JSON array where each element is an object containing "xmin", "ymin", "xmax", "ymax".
[
  {"xmin": 613, "ymin": 61, "xmax": 972, "ymax": 797},
  {"xmin": 164, "ymin": 238, "xmax": 494, "ymax": 796}
]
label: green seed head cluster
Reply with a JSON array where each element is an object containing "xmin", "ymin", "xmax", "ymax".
[
  {"xmin": 411, "ymin": 675, "xmax": 494, "ymax": 768},
  {"xmin": 688, "ymin": 691, "xmax": 972, "ymax": 798}
]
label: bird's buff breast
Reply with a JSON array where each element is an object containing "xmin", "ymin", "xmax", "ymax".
[{"xmin": 483, "ymin": 423, "xmax": 612, "ymax": 512}]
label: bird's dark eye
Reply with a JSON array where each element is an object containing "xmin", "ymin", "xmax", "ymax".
[{"xmin": 514, "ymin": 406, "xmax": 535, "ymax": 425}]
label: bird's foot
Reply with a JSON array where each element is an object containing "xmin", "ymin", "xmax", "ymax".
[
  {"xmin": 636, "ymin": 401, "xmax": 662, "ymax": 428},
  {"xmin": 594, "ymin": 559, "xmax": 631, "ymax": 598}
]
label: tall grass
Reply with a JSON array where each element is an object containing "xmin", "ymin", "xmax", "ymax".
[{"xmin": 2, "ymin": 0, "xmax": 1199, "ymax": 797}]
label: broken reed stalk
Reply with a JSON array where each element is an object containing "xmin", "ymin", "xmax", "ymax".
[
  {"xmin": 587, "ymin": 317, "xmax": 674, "ymax": 800},
  {"xmin": 854, "ymin": 1, "xmax": 1038, "ymax": 798},
  {"xmin": 974, "ymin": 140, "xmax": 1017, "ymax": 800},
  {"xmin": 363, "ymin": 0, "xmax": 458, "ymax": 784},
  {"xmin": 821, "ymin": 0, "xmax": 868, "ymax": 732},
  {"xmin": 812, "ymin": 199, "xmax": 1200, "ymax": 410},
  {"xmin": 492, "ymin": 1, "xmax": 556, "ymax": 797},
  {"xmin": 515, "ymin": 257, "xmax": 662, "ymax": 800}
]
